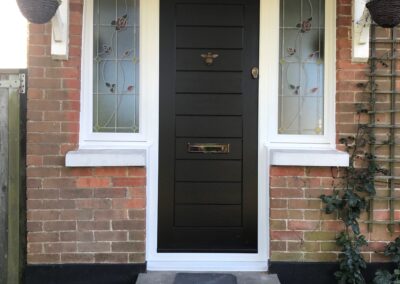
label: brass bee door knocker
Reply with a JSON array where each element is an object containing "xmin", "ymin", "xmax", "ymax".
[{"xmin": 201, "ymin": 52, "xmax": 219, "ymax": 65}]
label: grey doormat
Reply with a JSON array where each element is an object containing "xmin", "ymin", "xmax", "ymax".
[{"xmin": 174, "ymin": 273, "xmax": 237, "ymax": 284}]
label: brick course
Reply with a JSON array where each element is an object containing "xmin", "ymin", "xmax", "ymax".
[
  {"xmin": 269, "ymin": 165, "xmax": 399, "ymax": 262},
  {"xmin": 27, "ymin": 166, "xmax": 146, "ymax": 264},
  {"xmin": 27, "ymin": 0, "xmax": 145, "ymax": 264}
]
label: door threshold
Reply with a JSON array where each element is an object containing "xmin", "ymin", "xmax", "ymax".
[
  {"xmin": 157, "ymin": 249, "xmax": 258, "ymax": 253},
  {"xmin": 147, "ymin": 260, "xmax": 268, "ymax": 272}
]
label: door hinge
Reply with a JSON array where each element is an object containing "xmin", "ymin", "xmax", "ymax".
[
  {"xmin": 19, "ymin": 73, "xmax": 26, "ymax": 94},
  {"xmin": 0, "ymin": 73, "xmax": 26, "ymax": 94}
]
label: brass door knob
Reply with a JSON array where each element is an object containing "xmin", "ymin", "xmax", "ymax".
[{"xmin": 251, "ymin": 67, "xmax": 259, "ymax": 79}]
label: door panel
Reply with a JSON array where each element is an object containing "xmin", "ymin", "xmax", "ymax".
[
  {"xmin": 175, "ymin": 116, "xmax": 242, "ymax": 138},
  {"xmin": 176, "ymin": 72, "xmax": 242, "ymax": 94},
  {"xmin": 175, "ymin": 94, "xmax": 243, "ymax": 116},
  {"xmin": 159, "ymin": 0, "xmax": 259, "ymax": 252},
  {"xmin": 175, "ymin": 182, "xmax": 242, "ymax": 204},
  {"xmin": 176, "ymin": 27, "xmax": 244, "ymax": 48},
  {"xmin": 169, "ymin": 228, "xmax": 249, "ymax": 252},
  {"xmin": 175, "ymin": 160, "xmax": 242, "ymax": 182},
  {"xmin": 176, "ymin": 4, "xmax": 244, "ymax": 26},
  {"xmin": 175, "ymin": 205, "xmax": 242, "ymax": 227}
]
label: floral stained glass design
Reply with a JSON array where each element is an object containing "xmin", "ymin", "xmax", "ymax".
[
  {"xmin": 93, "ymin": 0, "xmax": 139, "ymax": 133},
  {"xmin": 279, "ymin": 0, "xmax": 325, "ymax": 135}
]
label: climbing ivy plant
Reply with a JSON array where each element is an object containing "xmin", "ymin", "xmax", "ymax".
[
  {"xmin": 373, "ymin": 237, "xmax": 400, "ymax": 284},
  {"xmin": 321, "ymin": 75, "xmax": 400, "ymax": 284},
  {"xmin": 335, "ymin": 232, "xmax": 368, "ymax": 284},
  {"xmin": 320, "ymin": 103, "xmax": 388, "ymax": 283},
  {"xmin": 319, "ymin": 78, "xmax": 400, "ymax": 283},
  {"xmin": 319, "ymin": 22, "xmax": 400, "ymax": 283},
  {"xmin": 317, "ymin": 29, "xmax": 400, "ymax": 280}
]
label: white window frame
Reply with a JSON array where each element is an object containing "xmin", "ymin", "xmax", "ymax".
[
  {"xmin": 80, "ymin": 0, "xmax": 153, "ymax": 148},
  {"xmin": 262, "ymin": 0, "xmax": 336, "ymax": 147}
]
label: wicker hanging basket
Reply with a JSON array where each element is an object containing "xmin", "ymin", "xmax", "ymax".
[
  {"xmin": 16, "ymin": 0, "xmax": 61, "ymax": 24},
  {"xmin": 366, "ymin": 0, "xmax": 400, "ymax": 28}
]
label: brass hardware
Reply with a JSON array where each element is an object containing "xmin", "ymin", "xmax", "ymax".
[
  {"xmin": 187, "ymin": 143, "xmax": 230, "ymax": 154},
  {"xmin": 251, "ymin": 67, "xmax": 259, "ymax": 79},
  {"xmin": 201, "ymin": 52, "xmax": 219, "ymax": 65}
]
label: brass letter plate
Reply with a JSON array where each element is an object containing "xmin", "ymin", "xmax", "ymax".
[{"xmin": 187, "ymin": 143, "xmax": 230, "ymax": 154}]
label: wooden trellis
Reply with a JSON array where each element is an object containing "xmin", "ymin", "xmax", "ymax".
[{"xmin": 366, "ymin": 25, "xmax": 400, "ymax": 233}]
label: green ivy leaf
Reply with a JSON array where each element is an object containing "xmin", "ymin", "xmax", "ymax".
[
  {"xmin": 320, "ymin": 194, "xmax": 343, "ymax": 214},
  {"xmin": 374, "ymin": 269, "xmax": 393, "ymax": 284}
]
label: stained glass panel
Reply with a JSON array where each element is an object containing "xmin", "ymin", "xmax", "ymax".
[
  {"xmin": 93, "ymin": 0, "xmax": 139, "ymax": 133},
  {"xmin": 279, "ymin": 0, "xmax": 324, "ymax": 135}
]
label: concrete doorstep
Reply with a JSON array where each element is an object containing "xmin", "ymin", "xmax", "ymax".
[{"xmin": 136, "ymin": 271, "xmax": 281, "ymax": 284}]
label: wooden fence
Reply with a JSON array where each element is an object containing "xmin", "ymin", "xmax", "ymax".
[{"xmin": 0, "ymin": 69, "xmax": 27, "ymax": 284}]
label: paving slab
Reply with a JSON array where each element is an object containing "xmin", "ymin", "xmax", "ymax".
[
  {"xmin": 136, "ymin": 271, "xmax": 280, "ymax": 284},
  {"xmin": 174, "ymin": 273, "xmax": 236, "ymax": 284}
]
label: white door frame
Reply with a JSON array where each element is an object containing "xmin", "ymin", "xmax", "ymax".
[{"xmin": 144, "ymin": 0, "xmax": 272, "ymax": 271}]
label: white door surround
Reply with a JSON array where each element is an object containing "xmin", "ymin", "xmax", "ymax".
[{"xmin": 144, "ymin": 0, "xmax": 271, "ymax": 271}]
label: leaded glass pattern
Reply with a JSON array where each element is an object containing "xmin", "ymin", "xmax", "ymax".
[
  {"xmin": 279, "ymin": 0, "xmax": 325, "ymax": 135},
  {"xmin": 93, "ymin": 0, "xmax": 139, "ymax": 133}
]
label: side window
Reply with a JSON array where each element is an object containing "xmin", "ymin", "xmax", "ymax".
[
  {"xmin": 264, "ymin": 0, "xmax": 335, "ymax": 146},
  {"xmin": 278, "ymin": 0, "xmax": 325, "ymax": 136},
  {"xmin": 92, "ymin": 0, "xmax": 140, "ymax": 134},
  {"xmin": 80, "ymin": 0, "xmax": 145, "ymax": 146}
]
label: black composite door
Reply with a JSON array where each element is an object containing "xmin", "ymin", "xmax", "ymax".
[{"xmin": 158, "ymin": 0, "xmax": 259, "ymax": 253}]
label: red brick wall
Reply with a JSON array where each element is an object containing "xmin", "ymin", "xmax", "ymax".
[
  {"xmin": 27, "ymin": 0, "xmax": 146, "ymax": 264},
  {"xmin": 26, "ymin": 0, "xmax": 397, "ymax": 265},
  {"xmin": 269, "ymin": 0, "xmax": 398, "ymax": 262},
  {"xmin": 270, "ymin": 167, "xmax": 339, "ymax": 261},
  {"xmin": 269, "ymin": 165, "xmax": 396, "ymax": 262}
]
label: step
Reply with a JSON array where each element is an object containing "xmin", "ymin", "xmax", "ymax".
[{"xmin": 136, "ymin": 271, "xmax": 281, "ymax": 284}]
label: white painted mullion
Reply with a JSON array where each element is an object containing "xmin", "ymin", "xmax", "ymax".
[
  {"xmin": 143, "ymin": 0, "xmax": 160, "ymax": 263},
  {"xmin": 80, "ymin": 0, "xmax": 94, "ymax": 146},
  {"xmin": 258, "ymin": 0, "xmax": 275, "ymax": 264},
  {"xmin": 263, "ymin": 0, "xmax": 280, "ymax": 144},
  {"xmin": 324, "ymin": 0, "xmax": 337, "ymax": 148}
]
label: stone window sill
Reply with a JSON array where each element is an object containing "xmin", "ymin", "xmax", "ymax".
[
  {"xmin": 269, "ymin": 148, "xmax": 349, "ymax": 167},
  {"xmin": 65, "ymin": 149, "xmax": 146, "ymax": 167}
]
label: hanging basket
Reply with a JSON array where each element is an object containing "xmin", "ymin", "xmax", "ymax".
[
  {"xmin": 16, "ymin": 0, "xmax": 61, "ymax": 24},
  {"xmin": 366, "ymin": 0, "xmax": 400, "ymax": 28}
]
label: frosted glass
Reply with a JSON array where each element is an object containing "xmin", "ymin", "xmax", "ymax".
[
  {"xmin": 279, "ymin": 0, "xmax": 325, "ymax": 135},
  {"xmin": 93, "ymin": 0, "xmax": 140, "ymax": 133}
]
